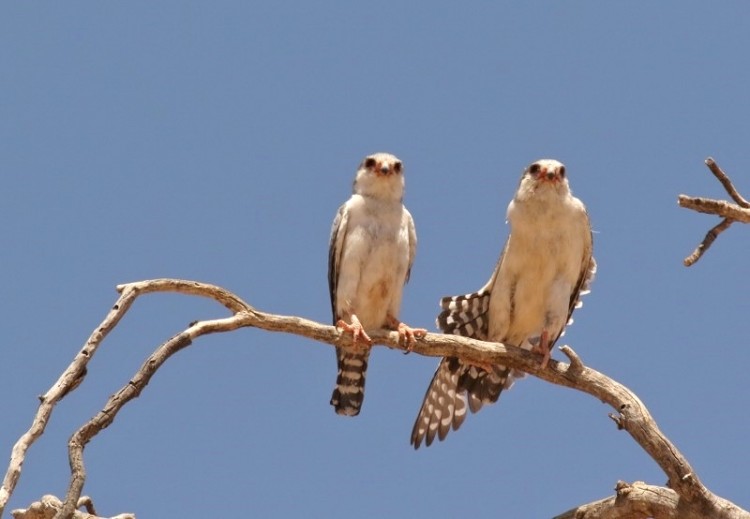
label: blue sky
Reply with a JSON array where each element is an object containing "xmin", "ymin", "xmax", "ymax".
[{"xmin": 2, "ymin": 2, "xmax": 749, "ymax": 517}]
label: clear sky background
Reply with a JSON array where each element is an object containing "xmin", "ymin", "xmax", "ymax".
[{"xmin": 2, "ymin": 3, "xmax": 749, "ymax": 518}]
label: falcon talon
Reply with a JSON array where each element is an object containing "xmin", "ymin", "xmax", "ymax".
[
  {"xmin": 401, "ymin": 329, "xmax": 426, "ymax": 354},
  {"xmin": 335, "ymin": 319, "xmax": 372, "ymax": 347}
]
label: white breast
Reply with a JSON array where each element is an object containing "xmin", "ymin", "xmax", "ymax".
[
  {"xmin": 487, "ymin": 192, "xmax": 589, "ymax": 347},
  {"xmin": 335, "ymin": 195, "xmax": 411, "ymax": 329}
]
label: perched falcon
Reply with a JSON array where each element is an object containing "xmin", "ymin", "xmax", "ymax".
[
  {"xmin": 411, "ymin": 159, "xmax": 596, "ymax": 448},
  {"xmin": 329, "ymin": 152, "xmax": 427, "ymax": 416}
]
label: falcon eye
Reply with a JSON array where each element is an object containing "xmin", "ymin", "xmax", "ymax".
[
  {"xmin": 528, "ymin": 163, "xmax": 541, "ymax": 175},
  {"xmin": 364, "ymin": 157, "xmax": 377, "ymax": 169},
  {"xmin": 559, "ymin": 166, "xmax": 566, "ymax": 177},
  {"xmin": 393, "ymin": 162, "xmax": 403, "ymax": 174}
]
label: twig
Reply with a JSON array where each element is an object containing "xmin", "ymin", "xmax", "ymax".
[
  {"xmin": 559, "ymin": 345, "xmax": 583, "ymax": 372},
  {"xmin": 705, "ymin": 157, "xmax": 750, "ymax": 208},
  {"xmin": 678, "ymin": 196, "xmax": 750, "ymax": 223},
  {"xmin": 679, "ymin": 157, "xmax": 750, "ymax": 266},
  {"xmin": 1, "ymin": 279, "xmax": 747, "ymax": 519},
  {"xmin": 682, "ymin": 217, "xmax": 734, "ymax": 267}
]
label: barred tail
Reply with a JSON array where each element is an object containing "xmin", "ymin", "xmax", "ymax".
[
  {"xmin": 330, "ymin": 348, "xmax": 369, "ymax": 416},
  {"xmin": 411, "ymin": 357, "xmax": 511, "ymax": 449},
  {"xmin": 411, "ymin": 358, "xmax": 467, "ymax": 449},
  {"xmin": 412, "ymin": 288, "xmax": 510, "ymax": 448},
  {"xmin": 436, "ymin": 289, "xmax": 492, "ymax": 340}
]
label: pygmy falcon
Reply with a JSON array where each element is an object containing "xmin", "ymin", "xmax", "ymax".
[
  {"xmin": 329, "ymin": 152, "xmax": 426, "ymax": 416},
  {"xmin": 411, "ymin": 159, "xmax": 596, "ymax": 448}
]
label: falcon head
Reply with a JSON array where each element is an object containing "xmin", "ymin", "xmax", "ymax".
[
  {"xmin": 353, "ymin": 152, "xmax": 405, "ymax": 201},
  {"xmin": 516, "ymin": 159, "xmax": 570, "ymax": 202}
]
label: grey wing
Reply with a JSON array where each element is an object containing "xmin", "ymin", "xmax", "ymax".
[
  {"xmin": 557, "ymin": 213, "xmax": 597, "ymax": 346},
  {"xmin": 404, "ymin": 208, "xmax": 417, "ymax": 284},
  {"xmin": 327, "ymin": 203, "xmax": 349, "ymax": 324}
]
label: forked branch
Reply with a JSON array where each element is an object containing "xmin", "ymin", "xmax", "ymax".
[
  {"xmin": 679, "ymin": 157, "xmax": 750, "ymax": 266},
  {"xmin": 1, "ymin": 279, "xmax": 747, "ymax": 519}
]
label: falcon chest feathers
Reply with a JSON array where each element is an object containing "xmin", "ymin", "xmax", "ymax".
[
  {"xmin": 411, "ymin": 159, "xmax": 595, "ymax": 448},
  {"xmin": 334, "ymin": 195, "xmax": 412, "ymax": 329}
]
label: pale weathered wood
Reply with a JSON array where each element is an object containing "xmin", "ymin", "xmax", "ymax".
[
  {"xmin": 554, "ymin": 482, "xmax": 702, "ymax": 519},
  {"xmin": 678, "ymin": 196, "xmax": 750, "ymax": 223},
  {"xmin": 11, "ymin": 495, "xmax": 134, "ymax": 519},
  {"xmin": 1, "ymin": 279, "xmax": 747, "ymax": 519}
]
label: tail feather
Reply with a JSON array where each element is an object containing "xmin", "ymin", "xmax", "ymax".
[
  {"xmin": 411, "ymin": 358, "xmax": 467, "ymax": 449},
  {"xmin": 411, "ymin": 357, "xmax": 514, "ymax": 448},
  {"xmin": 330, "ymin": 348, "xmax": 369, "ymax": 416},
  {"xmin": 458, "ymin": 364, "xmax": 510, "ymax": 413},
  {"xmin": 412, "ymin": 289, "xmax": 509, "ymax": 448},
  {"xmin": 436, "ymin": 289, "xmax": 491, "ymax": 340}
]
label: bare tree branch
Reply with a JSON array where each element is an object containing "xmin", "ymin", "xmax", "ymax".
[
  {"xmin": 1, "ymin": 279, "xmax": 747, "ymax": 519},
  {"xmin": 0, "ymin": 287, "xmax": 141, "ymax": 517},
  {"xmin": 678, "ymin": 196, "xmax": 750, "ymax": 223},
  {"xmin": 705, "ymin": 157, "xmax": 750, "ymax": 208},
  {"xmin": 11, "ymin": 495, "xmax": 134, "ymax": 519},
  {"xmin": 554, "ymin": 481, "xmax": 698, "ymax": 519},
  {"xmin": 679, "ymin": 157, "xmax": 750, "ymax": 266},
  {"xmin": 681, "ymin": 217, "xmax": 734, "ymax": 267}
]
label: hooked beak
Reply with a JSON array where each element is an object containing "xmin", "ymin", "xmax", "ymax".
[{"xmin": 538, "ymin": 165, "xmax": 562, "ymax": 184}]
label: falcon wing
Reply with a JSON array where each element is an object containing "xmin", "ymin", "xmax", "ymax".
[
  {"xmin": 327, "ymin": 202, "xmax": 349, "ymax": 324},
  {"xmin": 555, "ymin": 213, "xmax": 597, "ymax": 347},
  {"xmin": 404, "ymin": 208, "xmax": 417, "ymax": 284}
]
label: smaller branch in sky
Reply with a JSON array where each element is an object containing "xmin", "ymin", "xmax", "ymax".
[
  {"xmin": 679, "ymin": 157, "xmax": 750, "ymax": 266},
  {"xmin": 705, "ymin": 157, "xmax": 750, "ymax": 208},
  {"xmin": 682, "ymin": 217, "xmax": 733, "ymax": 267}
]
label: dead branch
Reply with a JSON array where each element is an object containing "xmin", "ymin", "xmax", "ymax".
[
  {"xmin": 679, "ymin": 157, "xmax": 750, "ymax": 266},
  {"xmin": 11, "ymin": 495, "xmax": 134, "ymax": 519},
  {"xmin": 1, "ymin": 279, "xmax": 747, "ymax": 519},
  {"xmin": 554, "ymin": 481, "xmax": 697, "ymax": 519},
  {"xmin": 704, "ymin": 157, "xmax": 750, "ymax": 208}
]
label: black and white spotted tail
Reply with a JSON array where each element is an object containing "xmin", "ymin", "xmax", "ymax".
[
  {"xmin": 411, "ymin": 357, "xmax": 510, "ymax": 449},
  {"xmin": 436, "ymin": 288, "xmax": 492, "ymax": 339},
  {"xmin": 330, "ymin": 348, "xmax": 369, "ymax": 416},
  {"xmin": 411, "ymin": 288, "xmax": 511, "ymax": 449}
]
